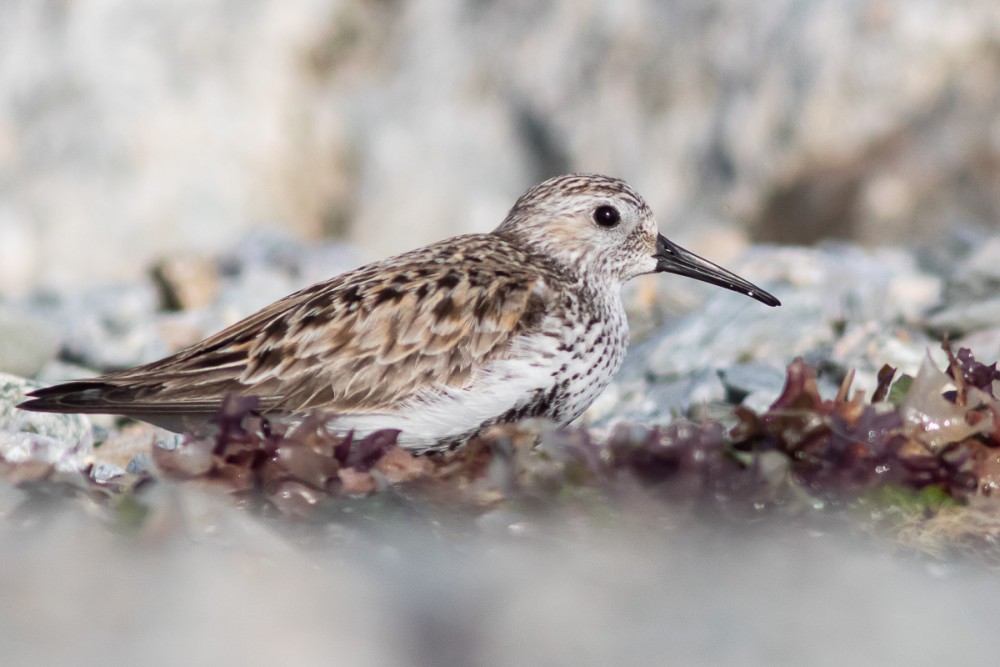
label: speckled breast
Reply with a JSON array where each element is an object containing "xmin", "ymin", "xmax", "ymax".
[{"xmin": 501, "ymin": 293, "xmax": 629, "ymax": 427}]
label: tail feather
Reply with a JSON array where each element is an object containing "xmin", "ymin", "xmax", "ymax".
[
  {"xmin": 17, "ymin": 381, "xmax": 122, "ymax": 414},
  {"xmin": 17, "ymin": 381, "xmax": 233, "ymax": 433},
  {"xmin": 18, "ymin": 381, "xmax": 222, "ymax": 415}
]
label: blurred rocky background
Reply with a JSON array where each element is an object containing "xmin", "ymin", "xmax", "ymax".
[
  {"xmin": 2, "ymin": 0, "xmax": 1000, "ymax": 296},
  {"xmin": 4, "ymin": 2, "xmax": 1000, "ymax": 665}
]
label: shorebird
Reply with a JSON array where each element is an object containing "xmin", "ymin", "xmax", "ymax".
[{"xmin": 19, "ymin": 174, "xmax": 779, "ymax": 452}]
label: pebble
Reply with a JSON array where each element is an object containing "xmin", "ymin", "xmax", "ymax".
[
  {"xmin": 924, "ymin": 235, "xmax": 1000, "ymax": 336},
  {"xmin": 126, "ymin": 452, "xmax": 153, "ymax": 475},
  {"xmin": 90, "ymin": 463, "xmax": 127, "ymax": 483},
  {"xmin": 719, "ymin": 362, "xmax": 788, "ymax": 410},
  {"xmin": 0, "ymin": 373, "xmax": 93, "ymax": 469},
  {"xmin": 150, "ymin": 255, "xmax": 221, "ymax": 311},
  {"xmin": 925, "ymin": 298, "xmax": 1000, "ymax": 337}
]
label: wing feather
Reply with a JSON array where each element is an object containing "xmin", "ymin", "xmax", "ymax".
[{"xmin": 20, "ymin": 235, "xmax": 558, "ymax": 423}]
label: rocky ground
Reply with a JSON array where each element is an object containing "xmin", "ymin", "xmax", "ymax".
[{"xmin": 2, "ymin": 230, "xmax": 1000, "ymax": 665}]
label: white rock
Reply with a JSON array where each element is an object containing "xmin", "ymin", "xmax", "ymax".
[{"xmin": 0, "ymin": 373, "xmax": 93, "ymax": 471}]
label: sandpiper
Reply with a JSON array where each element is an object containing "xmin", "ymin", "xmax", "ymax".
[{"xmin": 19, "ymin": 173, "xmax": 779, "ymax": 452}]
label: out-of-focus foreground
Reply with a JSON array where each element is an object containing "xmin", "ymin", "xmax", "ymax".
[{"xmin": 1, "ymin": 489, "xmax": 997, "ymax": 667}]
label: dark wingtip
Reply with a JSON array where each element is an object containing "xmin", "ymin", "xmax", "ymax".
[
  {"xmin": 16, "ymin": 394, "xmax": 66, "ymax": 413},
  {"xmin": 16, "ymin": 381, "xmax": 113, "ymax": 414},
  {"xmin": 15, "ymin": 397, "xmax": 53, "ymax": 412}
]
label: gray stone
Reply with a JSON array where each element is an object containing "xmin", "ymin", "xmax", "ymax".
[
  {"xmin": 90, "ymin": 463, "xmax": 126, "ymax": 483},
  {"xmin": 126, "ymin": 452, "xmax": 153, "ymax": 475},
  {"xmin": 955, "ymin": 327, "xmax": 1000, "ymax": 364},
  {"xmin": 0, "ymin": 305, "xmax": 59, "ymax": 377},
  {"xmin": 924, "ymin": 234, "xmax": 1000, "ymax": 336},
  {"xmin": 941, "ymin": 236, "xmax": 1000, "ymax": 302},
  {"xmin": 719, "ymin": 362, "xmax": 788, "ymax": 410},
  {"xmin": 586, "ymin": 369, "xmax": 727, "ymax": 429},
  {"xmin": 926, "ymin": 297, "xmax": 1000, "ymax": 337},
  {"xmin": 0, "ymin": 373, "xmax": 92, "ymax": 470},
  {"xmin": 720, "ymin": 362, "xmax": 786, "ymax": 397}
]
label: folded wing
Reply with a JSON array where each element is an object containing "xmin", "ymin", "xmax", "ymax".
[{"xmin": 19, "ymin": 237, "xmax": 552, "ymax": 427}]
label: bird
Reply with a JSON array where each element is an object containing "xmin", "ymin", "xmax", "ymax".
[{"xmin": 18, "ymin": 173, "xmax": 779, "ymax": 453}]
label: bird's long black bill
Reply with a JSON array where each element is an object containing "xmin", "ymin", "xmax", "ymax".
[{"xmin": 654, "ymin": 234, "xmax": 780, "ymax": 307}]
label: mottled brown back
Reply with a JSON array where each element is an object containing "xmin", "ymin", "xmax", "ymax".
[{"xmin": 22, "ymin": 234, "xmax": 568, "ymax": 420}]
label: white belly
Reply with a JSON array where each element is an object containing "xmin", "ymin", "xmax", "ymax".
[{"xmin": 331, "ymin": 308, "xmax": 629, "ymax": 453}]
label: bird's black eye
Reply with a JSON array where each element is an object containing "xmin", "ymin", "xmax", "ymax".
[{"xmin": 593, "ymin": 205, "xmax": 620, "ymax": 228}]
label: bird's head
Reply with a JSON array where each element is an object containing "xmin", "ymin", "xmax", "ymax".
[{"xmin": 494, "ymin": 173, "xmax": 779, "ymax": 306}]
